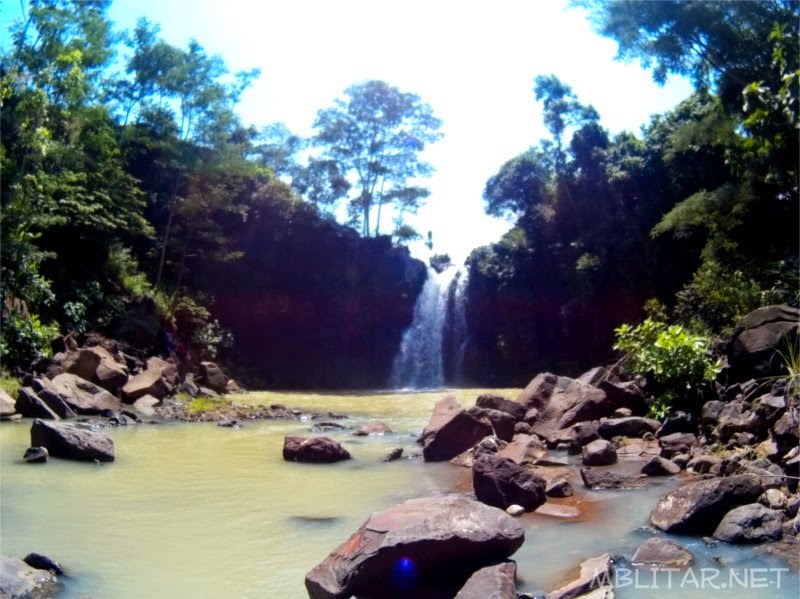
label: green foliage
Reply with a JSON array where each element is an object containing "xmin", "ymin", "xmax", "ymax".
[
  {"xmin": 172, "ymin": 296, "xmax": 233, "ymax": 360},
  {"xmin": 0, "ymin": 311, "xmax": 60, "ymax": 370},
  {"xmin": 0, "ymin": 374, "xmax": 22, "ymax": 397},
  {"xmin": 186, "ymin": 395, "xmax": 231, "ymax": 415},
  {"xmin": 614, "ymin": 318, "xmax": 721, "ymax": 417}
]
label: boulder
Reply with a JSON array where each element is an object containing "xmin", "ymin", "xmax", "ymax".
[
  {"xmin": 658, "ymin": 432, "xmax": 697, "ymax": 458},
  {"xmin": 597, "ymin": 416, "xmax": 660, "ymax": 440},
  {"xmin": 283, "ymin": 436, "xmax": 351, "ymax": 463},
  {"xmin": 22, "ymin": 446, "xmax": 49, "ymax": 464},
  {"xmin": 15, "ymin": 387, "xmax": 60, "ymax": 420},
  {"xmin": 496, "ymin": 433, "xmax": 547, "ymax": 465},
  {"xmin": 547, "ymin": 553, "xmax": 614, "ymax": 599},
  {"xmin": 198, "ymin": 361, "xmax": 228, "ymax": 394},
  {"xmin": 631, "ymin": 537, "xmax": 693, "ymax": 567},
  {"xmin": 0, "ymin": 554, "xmax": 62, "ymax": 598},
  {"xmin": 650, "ymin": 473, "xmax": 763, "ymax": 533},
  {"xmin": 726, "ymin": 305, "xmax": 800, "ymax": 381},
  {"xmin": 0, "ymin": 388, "xmax": 15, "ymax": 418},
  {"xmin": 30, "ymin": 419, "xmax": 115, "ymax": 462},
  {"xmin": 419, "ymin": 396, "xmax": 493, "ymax": 462},
  {"xmin": 132, "ymin": 394, "xmax": 160, "ymax": 417},
  {"xmin": 472, "ymin": 453, "xmax": 547, "ymax": 511},
  {"xmin": 90, "ymin": 346, "xmax": 129, "ymax": 392},
  {"xmin": 581, "ymin": 439, "xmax": 617, "ymax": 466},
  {"xmin": 655, "ymin": 411, "xmax": 696, "ymax": 437},
  {"xmin": 475, "ymin": 394, "xmax": 527, "ymax": 421},
  {"xmin": 716, "ymin": 400, "xmax": 751, "ymax": 440},
  {"xmin": 65, "ymin": 347, "xmax": 102, "ymax": 380},
  {"xmin": 354, "ymin": 421, "xmax": 392, "ymax": 436},
  {"xmin": 546, "ymin": 478, "xmax": 574, "ymax": 498},
  {"xmin": 23, "ymin": 552, "xmax": 64, "ymax": 576},
  {"xmin": 304, "ymin": 495, "xmax": 524, "ymax": 599},
  {"xmin": 383, "ymin": 448, "xmax": 404, "ymax": 462},
  {"xmin": 701, "ymin": 400, "xmax": 725, "ymax": 426},
  {"xmin": 641, "ymin": 455, "xmax": 681, "ymax": 476},
  {"xmin": 518, "ymin": 375, "xmax": 629, "ymax": 440},
  {"xmin": 30, "ymin": 378, "xmax": 77, "ymax": 418},
  {"xmin": 713, "ymin": 503, "xmax": 785, "ymax": 543},
  {"xmin": 454, "ymin": 561, "xmax": 517, "ymax": 599},
  {"xmin": 580, "ymin": 467, "xmax": 646, "ymax": 490},
  {"xmin": 686, "ymin": 454, "xmax": 722, "ymax": 474},
  {"xmin": 467, "ymin": 407, "xmax": 516, "ymax": 442},
  {"xmin": 50, "ymin": 373, "xmax": 123, "ymax": 415},
  {"xmin": 121, "ymin": 366, "xmax": 169, "ymax": 402},
  {"xmin": 516, "ymin": 372, "xmax": 559, "ymax": 410}
]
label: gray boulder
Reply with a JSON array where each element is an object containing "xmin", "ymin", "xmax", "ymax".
[
  {"xmin": 283, "ymin": 436, "xmax": 351, "ymax": 463},
  {"xmin": 597, "ymin": 416, "xmax": 660, "ymax": 439},
  {"xmin": 580, "ymin": 467, "xmax": 646, "ymax": 490},
  {"xmin": 454, "ymin": 561, "xmax": 517, "ymax": 599},
  {"xmin": 472, "ymin": 453, "xmax": 547, "ymax": 511},
  {"xmin": 658, "ymin": 432, "xmax": 697, "ymax": 458},
  {"xmin": 713, "ymin": 503, "xmax": 785, "ymax": 543},
  {"xmin": 650, "ymin": 473, "xmax": 763, "ymax": 533},
  {"xmin": 582, "ymin": 439, "xmax": 617, "ymax": 466},
  {"xmin": 726, "ymin": 305, "xmax": 800, "ymax": 381},
  {"xmin": 305, "ymin": 495, "xmax": 524, "ymax": 599},
  {"xmin": 419, "ymin": 396, "xmax": 493, "ymax": 462},
  {"xmin": 121, "ymin": 366, "xmax": 169, "ymax": 402},
  {"xmin": 641, "ymin": 455, "xmax": 681, "ymax": 476},
  {"xmin": 0, "ymin": 554, "xmax": 62, "ymax": 599},
  {"xmin": 198, "ymin": 361, "xmax": 228, "ymax": 394},
  {"xmin": 30, "ymin": 419, "xmax": 115, "ymax": 462},
  {"xmin": 22, "ymin": 446, "xmax": 49, "ymax": 464}
]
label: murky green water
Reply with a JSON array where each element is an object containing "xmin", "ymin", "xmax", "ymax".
[{"xmin": 1, "ymin": 389, "xmax": 797, "ymax": 598}]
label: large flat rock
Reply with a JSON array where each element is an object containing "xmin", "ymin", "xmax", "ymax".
[
  {"xmin": 305, "ymin": 495, "xmax": 524, "ymax": 599},
  {"xmin": 30, "ymin": 419, "xmax": 114, "ymax": 462}
]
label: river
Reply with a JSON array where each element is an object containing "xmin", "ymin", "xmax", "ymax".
[{"xmin": 1, "ymin": 389, "xmax": 797, "ymax": 598}]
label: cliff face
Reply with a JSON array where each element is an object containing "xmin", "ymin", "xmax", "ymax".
[{"xmin": 194, "ymin": 200, "xmax": 426, "ymax": 389}]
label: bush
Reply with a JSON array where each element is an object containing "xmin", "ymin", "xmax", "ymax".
[
  {"xmin": 614, "ymin": 317, "xmax": 721, "ymax": 418},
  {"xmin": 0, "ymin": 311, "xmax": 60, "ymax": 371}
]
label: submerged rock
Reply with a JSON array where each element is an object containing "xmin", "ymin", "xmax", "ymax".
[
  {"xmin": 22, "ymin": 446, "xmax": 49, "ymax": 464},
  {"xmin": 283, "ymin": 436, "xmax": 351, "ymax": 463},
  {"xmin": 305, "ymin": 495, "xmax": 524, "ymax": 599}
]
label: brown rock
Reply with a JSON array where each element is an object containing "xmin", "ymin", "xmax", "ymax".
[
  {"xmin": 419, "ymin": 396, "xmax": 493, "ymax": 462},
  {"xmin": 305, "ymin": 495, "xmax": 524, "ymax": 599},
  {"xmin": 51, "ymin": 373, "xmax": 123, "ymax": 415},
  {"xmin": 631, "ymin": 537, "xmax": 693, "ymax": 567},
  {"xmin": 454, "ymin": 561, "xmax": 517, "ymax": 599},
  {"xmin": 283, "ymin": 436, "xmax": 351, "ymax": 463},
  {"xmin": 473, "ymin": 453, "xmax": 547, "ymax": 511}
]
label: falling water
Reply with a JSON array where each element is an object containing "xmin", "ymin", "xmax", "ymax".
[
  {"xmin": 449, "ymin": 267, "xmax": 470, "ymax": 384},
  {"xmin": 390, "ymin": 267, "xmax": 460, "ymax": 389}
]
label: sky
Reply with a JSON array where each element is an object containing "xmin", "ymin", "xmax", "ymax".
[{"xmin": 1, "ymin": 0, "xmax": 694, "ymax": 264}]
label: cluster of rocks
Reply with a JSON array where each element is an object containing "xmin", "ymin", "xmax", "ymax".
[{"xmin": 304, "ymin": 305, "xmax": 799, "ymax": 598}]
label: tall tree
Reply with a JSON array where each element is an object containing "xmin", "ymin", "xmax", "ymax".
[{"xmin": 311, "ymin": 80, "xmax": 442, "ymax": 237}]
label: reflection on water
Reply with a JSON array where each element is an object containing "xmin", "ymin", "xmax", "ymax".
[{"xmin": 1, "ymin": 389, "xmax": 797, "ymax": 598}]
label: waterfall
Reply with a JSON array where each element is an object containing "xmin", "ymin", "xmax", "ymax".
[
  {"xmin": 390, "ymin": 267, "xmax": 460, "ymax": 389},
  {"xmin": 449, "ymin": 267, "xmax": 470, "ymax": 384}
]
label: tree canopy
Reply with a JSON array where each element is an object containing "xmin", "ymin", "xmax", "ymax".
[{"xmin": 310, "ymin": 80, "xmax": 443, "ymax": 237}]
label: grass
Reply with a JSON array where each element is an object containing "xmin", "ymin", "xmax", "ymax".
[
  {"xmin": 186, "ymin": 395, "xmax": 231, "ymax": 415},
  {"xmin": 0, "ymin": 374, "xmax": 21, "ymax": 398}
]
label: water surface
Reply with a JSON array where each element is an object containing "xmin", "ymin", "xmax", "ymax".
[{"xmin": 1, "ymin": 389, "xmax": 797, "ymax": 598}]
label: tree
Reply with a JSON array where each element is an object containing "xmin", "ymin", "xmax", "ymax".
[{"xmin": 311, "ymin": 80, "xmax": 442, "ymax": 237}]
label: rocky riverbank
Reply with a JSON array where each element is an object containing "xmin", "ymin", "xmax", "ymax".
[{"xmin": 1, "ymin": 305, "xmax": 798, "ymax": 597}]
